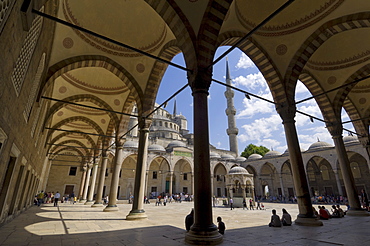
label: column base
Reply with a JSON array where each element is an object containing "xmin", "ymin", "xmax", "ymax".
[
  {"xmin": 91, "ymin": 202, "xmax": 104, "ymax": 207},
  {"xmin": 126, "ymin": 209, "xmax": 148, "ymax": 220},
  {"xmin": 79, "ymin": 199, "xmax": 86, "ymax": 203},
  {"xmin": 185, "ymin": 225, "xmax": 223, "ymax": 245},
  {"xmin": 103, "ymin": 205, "xmax": 119, "ymax": 212},
  {"xmin": 346, "ymin": 208, "xmax": 370, "ymax": 216},
  {"xmin": 84, "ymin": 200, "xmax": 95, "ymax": 205},
  {"xmin": 294, "ymin": 215, "xmax": 323, "ymax": 226}
]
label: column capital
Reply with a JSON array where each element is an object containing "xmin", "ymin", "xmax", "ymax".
[
  {"xmin": 358, "ymin": 135, "xmax": 370, "ymax": 148},
  {"xmin": 138, "ymin": 117, "xmax": 152, "ymax": 131},
  {"xmin": 188, "ymin": 67, "xmax": 212, "ymax": 92},
  {"xmin": 276, "ymin": 102, "xmax": 296, "ymax": 123},
  {"xmin": 326, "ymin": 121, "xmax": 343, "ymax": 138}
]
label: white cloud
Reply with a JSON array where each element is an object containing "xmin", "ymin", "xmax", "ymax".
[
  {"xmin": 239, "ymin": 114, "xmax": 282, "ymax": 143},
  {"xmin": 296, "ymin": 103, "xmax": 322, "ymax": 127},
  {"xmin": 297, "ymin": 126, "xmax": 333, "ymax": 151},
  {"xmin": 237, "ymin": 92, "xmax": 274, "ymax": 118},
  {"xmin": 235, "ymin": 53, "xmax": 255, "ymax": 69},
  {"xmin": 296, "ymin": 80, "xmax": 309, "ymax": 94},
  {"xmin": 234, "ymin": 72, "xmax": 267, "ymax": 91}
]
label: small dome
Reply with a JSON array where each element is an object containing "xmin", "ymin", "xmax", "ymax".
[
  {"xmin": 283, "ymin": 147, "xmax": 305, "ymax": 155},
  {"xmin": 221, "ymin": 154, "xmax": 235, "ymax": 161},
  {"xmin": 343, "ymin": 135, "xmax": 359, "ymax": 145},
  {"xmin": 167, "ymin": 140, "xmax": 186, "ymax": 149},
  {"xmin": 235, "ymin": 156, "xmax": 247, "ymax": 162},
  {"xmin": 175, "ymin": 114, "xmax": 186, "ymax": 120},
  {"xmin": 248, "ymin": 153, "xmax": 263, "ymax": 160},
  {"xmin": 210, "ymin": 152, "xmax": 221, "ymax": 159},
  {"xmin": 123, "ymin": 140, "xmax": 138, "ymax": 149},
  {"xmin": 148, "ymin": 144, "xmax": 166, "ymax": 152},
  {"xmin": 264, "ymin": 150, "xmax": 281, "ymax": 158},
  {"xmin": 229, "ymin": 166, "xmax": 249, "ymax": 174},
  {"xmin": 308, "ymin": 141, "xmax": 333, "ymax": 151}
]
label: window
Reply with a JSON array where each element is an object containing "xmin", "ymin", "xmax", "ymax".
[
  {"xmin": 151, "ymin": 187, "xmax": 157, "ymax": 192},
  {"xmin": 105, "ymin": 168, "xmax": 109, "ymax": 177},
  {"xmin": 183, "ymin": 187, "xmax": 188, "ymax": 193},
  {"xmin": 159, "ymin": 121, "xmax": 162, "ymax": 126},
  {"xmin": 152, "ymin": 171, "xmax": 157, "ymax": 179},
  {"xmin": 351, "ymin": 162, "xmax": 361, "ymax": 178},
  {"xmin": 119, "ymin": 169, "xmax": 122, "ymax": 178},
  {"xmin": 183, "ymin": 173, "xmax": 188, "ymax": 180},
  {"xmin": 165, "ymin": 122, "xmax": 168, "ymax": 127},
  {"xmin": 69, "ymin": 167, "xmax": 77, "ymax": 176}
]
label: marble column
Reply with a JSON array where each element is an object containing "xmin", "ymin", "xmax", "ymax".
[
  {"xmin": 104, "ymin": 142, "xmax": 123, "ymax": 212},
  {"xmin": 277, "ymin": 103, "xmax": 322, "ymax": 226},
  {"xmin": 93, "ymin": 152, "xmax": 109, "ymax": 207},
  {"xmin": 328, "ymin": 123, "xmax": 366, "ymax": 216},
  {"xmin": 85, "ymin": 159, "xmax": 99, "ymax": 205},
  {"xmin": 191, "ymin": 172, "xmax": 194, "ymax": 195},
  {"xmin": 185, "ymin": 69, "xmax": 223, "ymax": 245},
  {"xmin": 78, "ymin": 166, "xmax": 87, "ymax": 200},
  {"xmin": 333, "ymin": 170, "xmax": 343, "ymax": 196},
  {"xmin": 80, "ymin": 164, "xmax": 92, "ymax": 203},
  {"xmin": 127, "ymin": 118, "xmax": 151, "ymax": 220},
  {"xmin": 279, "ymin": 175, "xmax": 286, "ymax": 198},
  {"xmin": 169, "ymin": 171, "xmax": 173, "ymax": 196}
]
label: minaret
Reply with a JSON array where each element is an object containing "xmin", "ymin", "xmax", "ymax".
[
  {"xmin": 225, "ymin": 58, "xmax": 239, "ymax": 155},
  {"xmin": 173, "ymin": 98, "xmax": 177, "ymax": 117}
]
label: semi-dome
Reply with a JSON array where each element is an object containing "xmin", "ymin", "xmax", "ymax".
[
  {"xmin": 229, "ymin": 166, "xmax": 249, "ymax": 174},
  {"xmin": 221, "ymin": 154, "xmax": 235, "ymax": 161},
  {"xmin": 123, "ymin": 140, "xmax": 138, "ymax": 149},
  {"xmin": 148, "ymin": 144, "xmax": 166, "ymax": 152},
  {"xmin": 308, "ymin": 141, "xmax": 333, "ymax": 151},
  {"xmin": 235, "ymin": 156, "xmax": 247, "ymax": 162},
  {"xmin": 210, "ymin": 152, "xmax": 221, "ymax": 159},
  {"xmin": 248, "ymin": 153, "xmax": 262, "ymax": 160},
  {"xmin": 167, "ymin": 140, "xmax": 186, "ymax": 149},
  {"xmin": 264, "ymin": 150, "xmax": 281, "ymax": 158},
  {"xmin": 343, "ymin": 135, "xmax": 359, "ymax": 145}
]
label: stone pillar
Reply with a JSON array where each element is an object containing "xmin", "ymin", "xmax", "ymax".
[
  {"xmin": 277, "ymin": 103, "xmax": 322, "ymax": 226},
  {"xmin": 169, "ymin": 171, "xmax": 173, "ymax": 196},
  {"xmin": 80, "ymin": 164, "xmax": 92, "ymax": 203},
  {"xmin": 144, "ymin": 170, "xmax": 149, "ymax": 197},
  {"xmin": 104, "ymin": 142, "xmax": 123, "ymax": 212},
  {"xmin": 211, "ymin": 172, "xmax": 214, "ymax": 197},
  {"xmin": 78, "ymin": 166, "xmax": 87, "ymax": 200},
  {"xmin": 93, "ymin": 152, "xmax": 109, "ymax": 207},
  {"xmin": 85, "ymin": 159, "xmax": 99, "ymax": 205},
  {"xmin": 126, "ymin": 118, "xmax": 151, "ymax": 220},
  {"xmin": 333, "ymin": 170, "xmax": 343, "ymax": 196},
  {"xmin": 191, "ymin": 172, "xmax": 194, "ymax": 195},
  {"xmin": 241, "ymin": 185, "xmax": 247, "ymax": 202},
  {"xmin": 279, "ymin": 175, "xmax": 286, "ymax": 198},
  {"xmin": 185, "ymin": 70, "xmax": 223, "ymax": 245},
  {"xmin": 328, "ymin": 123, "xmax": 366, "ymax": 216}
]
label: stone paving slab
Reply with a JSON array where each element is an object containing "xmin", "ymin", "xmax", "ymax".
[{"xmin": 0, "ymin": 201, "xmax": 370, "ymax": 245}]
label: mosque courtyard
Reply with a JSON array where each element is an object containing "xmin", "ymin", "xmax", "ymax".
[{"xmin": 0, "ymin": 200, "xmax": 369, "ymax": 246}]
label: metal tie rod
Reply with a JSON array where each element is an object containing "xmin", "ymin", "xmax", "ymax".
[{"xmin": 45, "ymin": 127, "xmax": 115, "ymax": 138}]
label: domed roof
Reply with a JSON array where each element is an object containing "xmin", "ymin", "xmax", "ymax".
[
  {"xmin": 283, "ymin": 147, "xmax": 306, "ymax": 155},
  {"xmin": 148, "ymin": 144, "xmax": 166, "ymax": 152},
  {"xmin": 229, "ymin": 166, "xmax": 249, "ymax": 174},
  {"xmin": 248, "ymin": 153, "xmax": 263, "ymax": 160},
  {"xmin": 221, "ymin": 154, "xmax": 235, "ymax": 161},
  {"xmin": 175, "ymin": 114, "xmax": 186, "ymax": 120},
  {"xmin": 210, "ymin": 152, "xmax": 221, "ymax": 159},
  {"xmin": 167, "ymin": 140, "xmax": 186, "ymax": 149},
  {"xmin": 264, "ymin": 150, "xmax": 281, "ymax": 158},
  {"xmin": 343, "ymin": 135, "xmax": 359, "ymax": 145},
  {"xmin": 235, "ymin": 156, "xmax": 247, "ymax": 162},
  {"xmin": 308, "ymin": 141, "xmax": 333, "ymax": 151},
  {"xmin": 123, "ymin": 140, "xmax": 138, "ymax": 149}
]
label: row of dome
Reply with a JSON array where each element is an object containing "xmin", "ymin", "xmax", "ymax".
[{"xmin": 122, "ymin": 135, "xmax": 359, "ymax": 161}]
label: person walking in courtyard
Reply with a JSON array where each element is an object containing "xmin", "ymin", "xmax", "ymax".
[
  {"xmin": 269, "ymin": 209, "xmax": 282, "ymax": 227},
  {"xmin": 217, "ymin": 217, "xmax": 225, "ymax": 235},
  {"xmin": 54, "ymin": 191, "xmax": 61, "ymax": 207},
  {"xmin": 37, "ymin": 191, "xmax": 44, "ymax": 207},
  {"xmin": 185, "ymin": 209, "xmax": 194, "ymax": 232},
  {"xmin": 256, "ymin": 200, "xmax": 262, "ymax": 210},
  {"xmin": 249, "ymin": 199, "xmax": 254, "ymax": 210},
  {"xmin": 229, "ymin": 197, "xmax": 233, "ymax": 210},
  {"xmin": 281, "ymin": 208, "xmax": 292, "ymax": 226},
  {"xmin": 242, "ymin": 198, "xmax": 247, "ymax": 210}
]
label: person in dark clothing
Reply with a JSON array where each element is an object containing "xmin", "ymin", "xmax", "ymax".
[
  {"xmin": 185, "ymin": 209, "xmax": 194, "ymax": 232},
  {"xmin": 217, "ymin": 217, "xmax": 225, "ymax": 235}
]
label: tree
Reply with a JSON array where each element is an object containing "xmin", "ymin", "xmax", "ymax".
[{"xmin": 241, "ymin": 144, "xmax": 269, "ymax": 158}]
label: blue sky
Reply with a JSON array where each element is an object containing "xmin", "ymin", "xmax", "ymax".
[{"xmin": 156, "ymin": 47, "xmax": 353, "ymax": 155}]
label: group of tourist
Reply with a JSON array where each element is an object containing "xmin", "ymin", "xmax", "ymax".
[
  {"xmin": 314, "ymin": 205, "xmax": 346, "ymax": 219},
  {"xmin": 185, "ymin": 209, "xmax": 225, "ymax": 235},
  {"xmin": 35, "ymin": 191, "xmax": 76, "ymax": 207},
  {"xmin": 268, "ymin": 209, "xmax": 292, "ymax": 227}
]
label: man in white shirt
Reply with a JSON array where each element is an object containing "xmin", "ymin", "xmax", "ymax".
[{"xmin": 54, "ymin": 191, "xmax": 61, "ymax": 207}]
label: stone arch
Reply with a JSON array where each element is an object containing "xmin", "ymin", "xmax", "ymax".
[
  {"xmin": 214, "ymin": 163, "xmax": 227, "ymax": 197},
  {"xmin": 260, "ymin": 163, "xmax": 279, "ymax": 198},
  {"xmin": 307, "ymin": 156, "xmax": 337, "ymax": 196},
  {"xmin": 40, "ymin": 55, "xmax": 143, "ymax": 113},
  {"xmin": 49, "ymin": 130, "xmax": 96, "ymax": 152},
  {"xmin": 147, "ymin": 156, "xmax": 170, "ymax": 197},
  {"xmin": 118, "ymin": 154, "xmax": 137, "ymax": 200},
  {"xmin": 280, "ymin": 161, "xmax": 294, "ymax": 199},
  {"xmin": 49, "ymin": 139, "xmax": 91, "ymax": 157},
  {"xmin": 284, "ymin": 12, "xmax": 370, "ymax": 105},
  {"xmin": 173, "ymin": 158, "xmax": 192, "ymax": 194},
  {"xmin": 50, "ymin": 147, "xmax": 86, "ymax": 165}
]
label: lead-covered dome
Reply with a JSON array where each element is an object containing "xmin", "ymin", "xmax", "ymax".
[
  {"xmin": 167, "ymin": 140, "xmax": 186, "ymax": 149},
  {"xmin": 308, "ymin": 141, "xmax": 333, "ymax": 151},
  {"xmin": 235, "ymin": 156, "xmax": 247, "ymax": 162},
  {"xmin": 221, "ymin": 154, "xmax": 235, "ymax": 161},
  {"xmin": 229, "ymin": 166, "xmax": 249, "ymax": 174},
  {"xmin": 264, "ymin": 150, "xmax": 281, "ymax": 158},
  {"xmin": 210, "ymin": 152, "xmax": 221, "ymax": 159},
  {"xmin": 343, "ymin": 135, "xmax": 359, "ymax": 145},
  {"xmin": 123, "ymin": 140, "xmax": 138, "ymax": 149},
  {"xmin": 148, "ymin": 144, "xmax": 166, "ymax": 152},
  {"xmin": 248, "ymin": 153, "xmax": 263, "ymax": 160}
]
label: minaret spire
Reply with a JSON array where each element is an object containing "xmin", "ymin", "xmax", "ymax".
[
  {"xmin": 224, "ymin": 58, "xmax": 239, "ymax": 155},
  {"xmin": 173, "ymin": 98, "xmax": 177, "ymax": 117}
]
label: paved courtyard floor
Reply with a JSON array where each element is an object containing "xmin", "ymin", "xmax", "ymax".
[{"xmin": 0, "ymin": 201, "xmax": 369, "ymax": 245}]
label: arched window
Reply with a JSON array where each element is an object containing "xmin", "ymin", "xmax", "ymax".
[
  {"xmin": 307, "ymin": 166, "xmax": 316, "ymax": 181},
  {"xmin": 320, "ymin": 165, "xmax": 329, "ymax": 181},
  {"xmin": 351, "ymin": 162, "xmax": 361, "ymax": 178}
]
